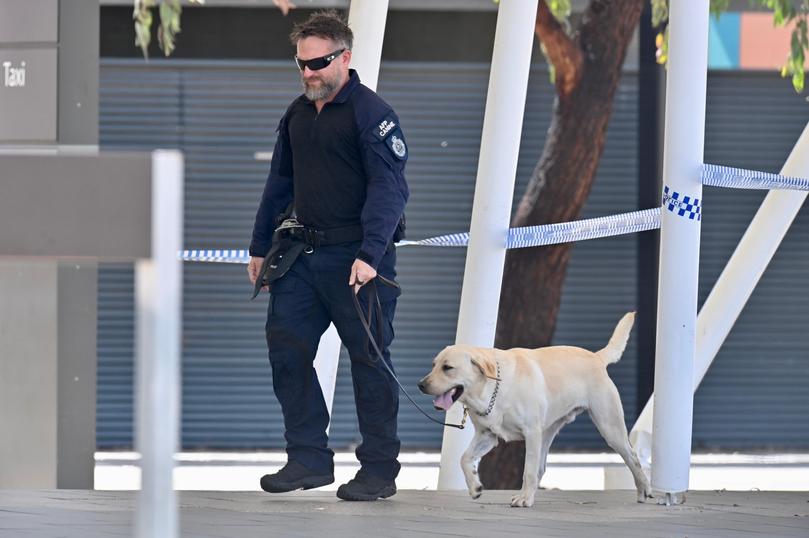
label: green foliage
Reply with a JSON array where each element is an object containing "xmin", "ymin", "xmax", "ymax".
[
  {"xmin": 710, "ymin": 0, "xmax": 733, "ymax": 15},
  {"xmin": 548, "ymin": 0, "xmax": 572, "ymax": 22},
  {"xmin": 537, "ymin": 0, "xmax": 573, "ymax": 85},
  {"xmin": 133, "ymin": 0, "xmax": 153, "ymax": 58},
  {"xmin": 651, "ymin": 0, "xmax": 808, "ymax": 93},
  {"xmin": 763, "ymin": 0, "xmax": 797, "ymax": 25},
  {"xmin": 782, "ymin": 15, "xmax": 808, "ymax": 91},
  {"xmin": 134, "ymin": 0, "xmax": 203, "ymax": 59},
  {"xmin": 651, "ymin": 0, "xmax": 668, "ymax": 27},
  {"xmin": 133, "ymin": 0, "xmax": 294, "ymax": 58}
]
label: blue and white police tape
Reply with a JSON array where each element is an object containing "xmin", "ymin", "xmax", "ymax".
[
  {"xmin": 508, "ymin": 207, "xmax": 660, "ymax": 248},
  {"xmin": 181, "ymin": 208, "xmax": 662, "ymax": 263},
  {"xmin": 182, "ymin": 249, "xmax": 251, "ymax": 264},
  {"xmin": 396, "ymin": 232, "xmax": 469, "ymax": 248},
  {"xmin": 662, "ymin": 185, "xmax": 701, "ymax": 221},
  {"xmin": 702, "ymin": 163, "xmax": 809, "ymax": 191},
  {"xmin": 397, "ymin": 208, "xmax": 660, "ymax": 248},
  {"xmin": 180, "ymin": 163, "xmax": 809, "ymax": 264}
]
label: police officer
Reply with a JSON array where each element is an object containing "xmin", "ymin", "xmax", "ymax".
[{"xmin": 247, "ymin": 11, "xmax": 409, "ymax": 501}]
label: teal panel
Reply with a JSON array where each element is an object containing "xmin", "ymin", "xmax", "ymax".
[{"xmin": 709, "ymin": 12, "xmax": 740, "ymax": 69}]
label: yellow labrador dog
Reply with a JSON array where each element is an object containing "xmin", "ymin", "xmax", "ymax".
[{"xmin": 418, "ymin": 312, "xmax": 651, "ymax": 507}]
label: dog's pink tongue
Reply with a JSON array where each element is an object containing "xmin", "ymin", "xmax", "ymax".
[{"xmin": 433, "ymin": 388, "xmax": 455, "ymax": 411}]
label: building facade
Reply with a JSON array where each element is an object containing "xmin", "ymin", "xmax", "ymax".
[{"xmin": 96, "ymin": 3, "xmax": 809, "ymax": 452}]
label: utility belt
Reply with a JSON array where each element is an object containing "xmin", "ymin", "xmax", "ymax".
[
  {"xmin": 276, "ymin": 219, "xmax": 365, "ymax": 247},
  {"xmin": 251, "ymin": 218, "xmax": 364, "ymax": 299}
]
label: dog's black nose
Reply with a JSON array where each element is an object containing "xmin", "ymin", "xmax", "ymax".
[{"xmin": 417, "ymin": 380, "xmax": 426, "ymax": 393}]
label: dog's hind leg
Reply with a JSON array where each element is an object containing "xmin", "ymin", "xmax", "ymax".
[
  {"xmin": 538, "ymin": 409, "xmax": 582, "ymax": 487},
  {"xmin": 461, "ymin": 431, "xmax": 498, "ymax": 499},
  {"xmin": 589, "ymin": 383, "xmax": 652, "ymax": 502}
]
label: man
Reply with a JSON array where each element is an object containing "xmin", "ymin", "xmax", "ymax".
[{"xmin": 247, "ymin": 11, "xmax": 409, "ymax": 502}]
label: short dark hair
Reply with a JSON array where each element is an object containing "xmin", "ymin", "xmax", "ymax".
[{"xmin": 290, "ymin": 10, "xmax": 353, "ymax": 50}]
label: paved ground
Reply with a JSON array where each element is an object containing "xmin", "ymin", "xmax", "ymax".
[{"xmin": 1, "ymin": 489, "xmax": 807, "ymax": 538}]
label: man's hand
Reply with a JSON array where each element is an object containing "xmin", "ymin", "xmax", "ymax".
[
  {"xmin": 248, "ymin": 256, "xmax": 266, "ymax": 290},
  {"xmin": 349, "ymin": 258, "xmax": 377, "ymax": 294}
]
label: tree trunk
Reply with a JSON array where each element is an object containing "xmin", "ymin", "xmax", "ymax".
[{"xmin": 478, "ymin": 0, "xmax": 645, "ymax": 490}]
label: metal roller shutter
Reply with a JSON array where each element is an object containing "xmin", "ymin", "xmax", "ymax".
[
  {"xmin": 694, "ymin": 72, "xmax": 809, "ymax": 449},
  {"xmin": 97, "ymin": 65, "xmax": 182, "ymax": 447},
  {"xmin": 97, "ymin": 60, "xmax": 808, "ymax": 451}
]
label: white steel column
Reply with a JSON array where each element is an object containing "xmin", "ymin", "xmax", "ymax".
[
  {"xmin": 313, "ymin": 0, "xmax": 390, "ymax": 421},
  {"xmin": 651, "ymin": 0, "xmax": 709, "ymax": 504},
  {"xmin": 135, "ymin": 150, "xmax": 183, "ymax": 538},
  {"xmin": 629, "ymin": 121, "xmax": 809, "ymax": 472},
  {"xmin": 437, "ymin": 0, "xmax": 537, "ymax": 490},
  {"xmin": 348, "ymin": 0, "xmax": 388, "ymax": 92}
]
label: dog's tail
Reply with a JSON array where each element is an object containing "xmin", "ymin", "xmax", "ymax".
[{"xmin": 595, "ymin": 312, "xmax": 635, "ymax": 365}]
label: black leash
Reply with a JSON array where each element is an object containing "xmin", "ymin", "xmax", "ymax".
[{"xmin": 351, "ymin": 276, "xmax": 467, "ymax": 430}]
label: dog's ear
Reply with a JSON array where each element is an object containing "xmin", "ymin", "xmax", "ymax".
[{"xmin": 470, "ymin": 353, "xmax": 498, "ymax": 380}]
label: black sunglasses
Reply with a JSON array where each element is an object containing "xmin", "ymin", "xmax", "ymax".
[{"xmin": 294, "ymin": 49, "xmax": 345, "ymax": 72}]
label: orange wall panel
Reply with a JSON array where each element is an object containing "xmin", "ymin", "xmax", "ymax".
[{"xmin": 739, "ymin": 13, "xmax": 796, "ymax": 70}]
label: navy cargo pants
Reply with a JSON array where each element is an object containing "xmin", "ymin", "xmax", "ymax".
[{"xmin": 266, "ymin": 240, "xmax": 401, "ymax": 480}]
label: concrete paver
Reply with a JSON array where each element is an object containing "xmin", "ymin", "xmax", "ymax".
[{"xmin": 0, "ymin": 489, "xmax": 807, "ymax": 537}]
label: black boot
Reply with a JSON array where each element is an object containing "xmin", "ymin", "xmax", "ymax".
[
  {"xmin": 336, "ymin": 469, "xmax": 397, "ymax": 501},
  {"xmin": 260, "ymin": 460, "xmax": 334, "ymax": 493}
]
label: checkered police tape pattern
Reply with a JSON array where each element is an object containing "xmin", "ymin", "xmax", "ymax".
[
  {"xmin": 702, "ymin": 163, "xmax": 809, "ymax": 191},
  {"xmin": 182, "ymin": 249, "xmax": 251, "ymax": 263},
  {"xmin": 180, "ymin": 164, "xmax": 808, "ymax": 263},
  {"xmin": 662, "ymin": 185, "xmax": 702, "ymax": 221}
]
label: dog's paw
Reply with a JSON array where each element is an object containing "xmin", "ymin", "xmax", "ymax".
[
  {"xmin": 510, "ymin": 492, "xmax": 535, "ymax": 508},
  {"xmin": 636, "ymin": 487, "xmax": 654, "ymax": 503},
  {"xmin": 466, "ymin": 478, "xmax": 483, "ymax": 499}
]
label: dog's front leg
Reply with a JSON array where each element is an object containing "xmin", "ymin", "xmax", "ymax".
[
  {"xmin": 511, "ymin": 431, "xmax": 541, "ymax": 508},
  {"xmin": 461, "ymin": 431, "xmax": 498, "ymax": 499}
]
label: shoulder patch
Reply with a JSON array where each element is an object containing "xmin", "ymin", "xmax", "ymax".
[
  {"xmin": 373, "ymin": 115, "xmax": 398, "ymax": 141},
  {"xmin": 386, "ymin": 130, "xmax": 407, "ymax": 160}
]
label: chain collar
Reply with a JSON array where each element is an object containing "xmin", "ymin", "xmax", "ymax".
[{"xmin": 465, "ymin": 360, "xmax": 500, "ymax": 418}]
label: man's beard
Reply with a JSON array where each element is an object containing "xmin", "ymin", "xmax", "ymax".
[{"xmin": 302, "ymin": 72, "xmax": 342, "ymax": 101}]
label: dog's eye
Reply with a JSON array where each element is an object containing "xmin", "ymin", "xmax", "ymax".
[{"xmin": 442, "ymin": 365, "xmax": 454, "ymax": 372}]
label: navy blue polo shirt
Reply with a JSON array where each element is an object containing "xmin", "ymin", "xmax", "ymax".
[{"xmin": 250, "ymin": 70, "xmax": 409, "ymax": 269}]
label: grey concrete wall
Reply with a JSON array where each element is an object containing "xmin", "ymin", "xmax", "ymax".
[
  {"xmin": 0, "ymin": 0, "xmax": 104, "ymax": 489},
  {"xmin": 0, "ymin": 262, "xmax": 98, "ymax": 489},
  {"xmin": 0, "ymin": 48, "xmax": 58, "ymax": 142},
  {"xmin": 57, "ymin": 262, "xmax": 98, "ymax": 489},
  {"xmin": 0, "ymin": 0, "xmax": 58, "ymax": 43},
  {"xmin": 0, "ymin": 153, "xmax": 152, "ymax": 259},
  {"xmin": 0, "ymin": 151, "xmax": 152, "ymax": 489},
  {"xmin": 0, "ymin": 262, "xmax": 59, "ymax": 488},
  {"xmin": 59, "ymin": 0, "xmax": 99, "ymax": 146},
  {"xmin": 0, "ymin": 0, "xmax": 60, "ymax": 144}
]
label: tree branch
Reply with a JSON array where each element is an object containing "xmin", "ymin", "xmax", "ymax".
[{"xmin": 534, "ymin": 0, "xmax": 583, "ymax": 98}]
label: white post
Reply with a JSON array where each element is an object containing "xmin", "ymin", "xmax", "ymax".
[
  {"xmin": 312, "ymin": 0, "xmax": 390, "ymax": 422},
  {"xmin": 629, "ymin": 121, "xmax": 809, "ymax": 472},
  {"xmin": 651, "ymin": 0, "xmax": 709, "ymax": 504},
  {"xmin": 313, "ymin": 328, "xmax": 340, "ymax": 418},
  {"xmin": 135, "ymin": 150, "xmax": 183, "ymax": 538},
  {"xmin": 437, "ymin": 0, "xmax": 537, "ymax": 490},
  {"xmin": 348, "ymin": 0, "xmax": 389, "ymax": 92}
]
